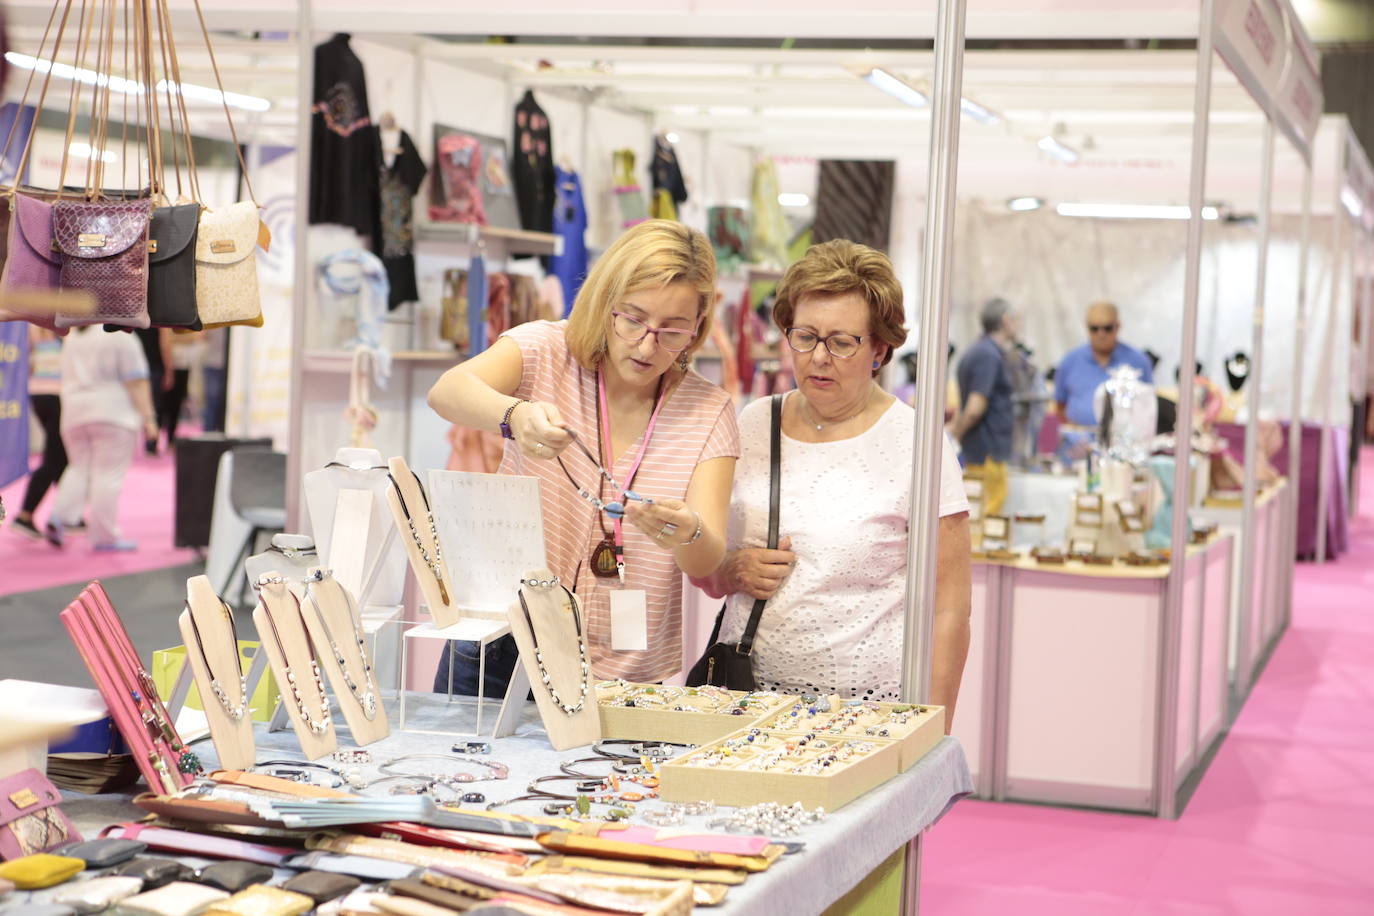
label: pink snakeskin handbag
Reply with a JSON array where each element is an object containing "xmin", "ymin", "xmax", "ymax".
[{"xmin": 52, "ymin": 197, "xmax": 153, "ymax": 329}]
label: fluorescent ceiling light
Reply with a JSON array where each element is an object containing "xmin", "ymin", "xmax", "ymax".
[
  {"xmin": 1037, "ymin": 136, "xmax": 1080, "ymax": 163},
  {"xmin": 778, "ymin": 192, "xmax": 810, "ymax": 208},
  {"xmin": 1340, "ymin": 187, "xmax": 1363, "ymax": 220},
  {"xmin": 1007, "ymin": 196, "xmax": 1043, "ymax": 211},
  {"xmin": 68, "ymin": 142, "xmax": 115, "ymax": 163},
  {"xmin": 4, "ymin": 52, "xmax": 272, "ymax": 112},
  {"xmin": 859, "ymin": 68, "xmax": 929, "ymax": 109},
  {"xmin": 960, "ymin": 97, "xmax": 1001, "ymax": 126},
  {"xmin": 1056, "ymin": 202, "xmax": 1220, "ymax": 220}
]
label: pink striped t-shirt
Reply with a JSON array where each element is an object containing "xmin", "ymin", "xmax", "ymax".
[{"xmin": 500, "ymin": 320, "xmax": 740, "ymax": 681}]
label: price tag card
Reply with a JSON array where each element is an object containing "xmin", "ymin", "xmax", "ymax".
[{"xmin": 609, "ymin": 589, "xmax": 648, "ymax": 651}]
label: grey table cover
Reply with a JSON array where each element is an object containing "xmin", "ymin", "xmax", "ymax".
[{"xmin": 51, "ymin": 693, "xmax": 972, "ymax": 916}]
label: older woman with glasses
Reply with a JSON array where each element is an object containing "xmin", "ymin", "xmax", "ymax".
[
  {"xmin": 428, "ymin": 220, "xmax": 739, "ymax": 695},
  {"xmin": 697, "ymin": 240, "xmax": 972, "ymax": 726}
]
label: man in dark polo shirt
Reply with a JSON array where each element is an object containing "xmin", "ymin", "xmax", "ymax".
[{"xmin": 951, "ymin": 298, "xmax": 1017, "ymax": 514}]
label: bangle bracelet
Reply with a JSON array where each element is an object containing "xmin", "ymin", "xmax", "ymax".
[
  {"xmin": 378, "ymin": 753, "xmax": 510, "ymax": 782},
  {"xmin": 676, "ymin": 511, "xmax": 703, "ymax": 548},
  {"xmin": 500, "ymin": 399, "xmax": 528, "ymax": 440}
]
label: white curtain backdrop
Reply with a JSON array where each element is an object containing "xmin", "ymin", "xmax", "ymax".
[{"xmin": 946, "ymin": 202, "xmax": 1354, "ymax": 422}]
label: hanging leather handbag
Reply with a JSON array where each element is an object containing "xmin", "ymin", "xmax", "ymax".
[
  {"xmin": 0, "ymin": 193, "xmax": 64, "ymax": 329},
  {"xmin": 0, "ymin": 769, "xmax": 81, "ymax": 861},
  {"xmin": 686, "ymin": 393, "xmax": 782, "ymax": 690},
  {"xmin": 194, "ymin": 201, "xmax": 263, "ymax": 328},
  {"xmin": 52, "ymin": 197, "xmax": 154, "ymax": 330},
  {"xmin": 144, "ymin": 203, "xmax": 202, "ymax": 330}
]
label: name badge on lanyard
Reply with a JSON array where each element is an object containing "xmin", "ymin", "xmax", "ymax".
[{"xmin": 610, "ymin": 589, "xmax": 648, "ymax": 651}]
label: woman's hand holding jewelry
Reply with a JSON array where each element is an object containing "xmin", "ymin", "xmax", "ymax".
[
  {"xmin": 624, "ymin": 498, "xmax": 700, "ymax": 550},
  {"xmin": 721, "ymin": 537, "xmax": 795, "ymax": 600},
  {"xmin": 511, "ymin": 400, "xmax": 574, "ymax": 459}
]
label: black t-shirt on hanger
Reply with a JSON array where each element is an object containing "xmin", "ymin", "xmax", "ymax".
[
  {"xmin": 373, "ymin": 128, "xmax": 428, "ymax": 310},
  {"xmin": 309, "ymin": 33, "xmax": 380, "ymax": 239},
  {"xmin": 512, "ymin": 90, "xmax": 555, "ymax": 233}
]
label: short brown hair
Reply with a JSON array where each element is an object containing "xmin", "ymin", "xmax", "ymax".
[
  {"xmin": 772, "ymin": 240, "xmax": 907, "ymax": 375},
  {"xmin": 565, "ymin": 220, "xmax": 717, "ymax": 370}
]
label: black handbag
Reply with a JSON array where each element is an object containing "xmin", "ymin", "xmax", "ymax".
[
  {"xmin": 686, "ymin": 393, "xmax": 782, "ymax": 690},
  {"xmin": 147, "ymin": 203, "xmax": 202, "ymax": 329}
]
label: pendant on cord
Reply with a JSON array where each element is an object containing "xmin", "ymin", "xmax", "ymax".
[{"xmin": 591, "ymin": 538, "xmax": 620, "ymax": 579}]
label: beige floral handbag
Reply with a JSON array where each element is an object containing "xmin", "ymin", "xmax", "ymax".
[{"xmin": 194, "ymin": 200, "xmax": 263, "ymax": 328}]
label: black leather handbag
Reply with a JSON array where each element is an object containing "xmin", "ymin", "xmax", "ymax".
[
  {"xmin": 686, "ymin": 393, "xmax": 782, "ymax": 690},
  {"xmin": 147, "ymin": 203, "xmax": 202, "ymax": 329}
]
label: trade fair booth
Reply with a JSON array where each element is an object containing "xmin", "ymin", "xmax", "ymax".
[{"xmin": 0, "ymin": 0, "xmax": 1369, "ymax": 913}]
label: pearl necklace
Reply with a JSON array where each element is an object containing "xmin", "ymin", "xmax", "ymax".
[{"xmin": 800, "ymin": 386, "xmax": 877, "ymax": 432}]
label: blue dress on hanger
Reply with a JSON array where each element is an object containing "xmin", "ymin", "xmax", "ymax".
[
  {"xmin": 550, "ymin": 166, "xmax": 588, "ymax": 312},
  {"xmin": 467, "ymin": 253, "xmax": 487, "ymax": 356}
]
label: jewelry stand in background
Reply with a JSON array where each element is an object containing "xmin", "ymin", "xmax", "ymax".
[
  {"xmin": 505, "ymin": 570, "xmax": 600, "ymax": 751},
  {"xmin": 300, "ymin": 568, "xmax": 390, "ymax": 746},
  {"xmin": 174, "ymin": 576, "xmax": 255, "ymax": 769}
]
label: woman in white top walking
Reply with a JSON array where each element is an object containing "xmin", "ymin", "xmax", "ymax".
[
  {"xmin": 699, "ymin": 240, "xmax": 972, "ymax": 725},
  {"xmin": 49, "ymin": 327, "xmax": 158, "ymax": 551}
]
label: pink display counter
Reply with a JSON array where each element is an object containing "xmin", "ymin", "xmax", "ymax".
[{"xmin": 952, "ymin": 533, "xmax": 1235, "ymax": 815}]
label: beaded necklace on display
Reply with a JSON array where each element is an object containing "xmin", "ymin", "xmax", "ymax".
[
  {"xmin": 517, "ymin": 576, "xmax": 590, "ymax": 715},
  {"xmin": 386, "ymin": 471, "xmax": 450, "ymax": 605},
  {"xmin": 302, "ymin": 570, "xmax": 378, "ymax": 720},
  {"xmin": 256, "ymin": 576, "xmax": 332, "ymax": 735},
  {"xmin": 183, "ymin": 597, "xmax": 248, "ymax": 721}
]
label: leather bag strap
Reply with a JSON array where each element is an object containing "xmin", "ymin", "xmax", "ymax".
[{"xmin": 737, "ymin": 393, "xmax": 783, "ymax": 655}]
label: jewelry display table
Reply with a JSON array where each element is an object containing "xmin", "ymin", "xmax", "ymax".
[
  {"xmin": 955, "ymin": 532, "xmax": 1236, "ymax": 815},
  {"xmin": 59, "ymin": 692, "xmax": 972, "ymax": 915}
]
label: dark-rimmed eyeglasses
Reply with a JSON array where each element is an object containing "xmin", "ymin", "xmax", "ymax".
[
  {"xmin": 554, "ymin": 428, "xmax": 654, "ymax": 519},
  {"xmin": 1088, "ymin": 324, "xmax": 1118, "ymax": 334},
  {"xmin": 784, "ymin": 327, "xmax": 866, "ymax": 359},
  {"xmin": 611, "ymin": 311, "xmax": 698, "ymax": 353}
]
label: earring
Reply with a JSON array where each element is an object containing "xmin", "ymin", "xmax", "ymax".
[
  {"xmin": 677, "ymin": 354, "xmax": 690, "ymax": 371},
  {"xmin": 872, "ymin": 360, "xmax": 880, "ymax": 370}
]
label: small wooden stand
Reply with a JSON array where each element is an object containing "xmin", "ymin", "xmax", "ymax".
[
  {"xmin": 176, "ymin": 576, "xmax": 255, "ymax": 770},
  {"xmin": 385, "ymin": 456, "xmax": 460, "ymax": 627},
  {"xmin": 253, "ymin": 575, "xmax": 337, "ymax": 760},
  {"xmin": 299, "ymin": 568, "xmax": 390, "ymax": 747},
  {"xmin": 505, "ymin": 570, "xmax": 600, "ymax": 751}
]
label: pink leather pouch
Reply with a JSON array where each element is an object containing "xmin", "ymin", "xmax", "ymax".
[
  {"xmin": 52, "ymin": 198, "xmax": 152, "ymax": 329},
  {"xmin": 608, "ymin": 825, "xmax": 771, "ymax": 856},
  {"xmin": 0, "ymin": 769, "xmax": 81, "ymax": 861},
  {"xmin": 0, "ymin": 193, "xmax": 63, "ymax": 328},
  {"xmin": 101, "ymin": 825, "xmax": 296, "ymax": 866}
]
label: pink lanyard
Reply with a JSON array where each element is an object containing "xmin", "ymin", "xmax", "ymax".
[{"xmin": 598, "ymin": 368, "xmax": 669, "ymax": 581}]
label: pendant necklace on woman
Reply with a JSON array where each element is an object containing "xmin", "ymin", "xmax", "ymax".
[
  {"xmin": 590, "ymin": 369, "xmax": 669, "ymax": 584},
  {"xmin": 802, "ymin": 385, "xmax": 875, "ymax": 432}
]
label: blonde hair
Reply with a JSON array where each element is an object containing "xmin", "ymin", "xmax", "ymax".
[
  {"xmin": 773, "ymin": 239, "xmax": 907, "ymax": 375},
  {"xmin": 565, "ymin": 219, "xmax": 717, "ymax": 370}
]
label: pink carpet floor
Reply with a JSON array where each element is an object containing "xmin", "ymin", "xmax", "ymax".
[
  {"xmin": 924, "ymin": 448, "xmax": 1374, "ymax": 914},
  {"xmin": 1, "ymin": 444, "xmax": 199, "ymax": 597}
]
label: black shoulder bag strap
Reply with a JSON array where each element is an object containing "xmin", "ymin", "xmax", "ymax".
[{"xmin": 737, "ymin": 393, "xmax": 783, "ymax": 655}]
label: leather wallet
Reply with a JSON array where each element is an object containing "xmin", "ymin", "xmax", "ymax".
[
  {"xmin": 103, "ymin": 825, "xmax": 294, "ymax": 866},
  {"xmin": 53, "ymin": 875, "xmax": 145, "ymax": 914},
  {"xmin": 203, "ymin": 884, "xmax": 314, "ymax": 916},
  {"xmin": 56, "ymin": 837, "xmax": 147, "ymax": 868},
  {"xmin": 113, "ymin": 880, "xmax": 229, "ymax": 916},
  {"xmin": 386, "ymin": 878, "xmax": 479, "ymax": 911},
  {"xmin": 281, "ymin": 851, "xmax": 418, "ymax": 883},
  {"xmin": 0, "ymin": 768, "xmax": 81, "ymax": 860},
  {"xmin": 114, "ymin": 857, "xmax": 196, "ymax": 890},
  {"xmin": 0, "ymin": 853, "xmax": 85, "ymax": 889},
  {"xmin": 279, "ymin": 870, "xmax": 360, "ymax": 903},
  {"xmin": 195, "ymin": 862, "xmax": 274, "ymax": 894}
]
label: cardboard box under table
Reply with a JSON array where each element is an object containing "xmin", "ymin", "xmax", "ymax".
[
  {"xmin": 659, "ymin": 729, "xmax": 902, "ymax": 811},
  {"xmin": 749, "ymin": 702, "xmax": 946, "ymax": 772},
  {"xmin": 595, "ymin": 683, "xmax": 788, "ymax": 745}
]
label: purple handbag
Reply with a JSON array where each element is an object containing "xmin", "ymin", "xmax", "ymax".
[
  {"xmin": 53, "ymin": 197, "xmax": 153, "ymax": 330},
  {"xmin": 0, "ymin": 769, "xmax": 81, "ymax": 862},
  {"xmin": 0, "ymin": 193, "xmax": 63, "ymax": 329}
]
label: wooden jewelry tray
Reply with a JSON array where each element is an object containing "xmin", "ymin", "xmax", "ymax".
[
  {"xmin": 749, "ymin": 700, "xmax": 946, "ymax": 771},
  {"xmin": 658, "ymin": 727, "xmax": 901, "ymax": 811},
  {"xmin": 595, "ymin": 682, "xmax": 787, "ymax": 746}
]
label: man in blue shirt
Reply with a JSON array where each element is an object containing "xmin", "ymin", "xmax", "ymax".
[
  {"xmin": 1054, "ymin": 302, "xmax": 1155, "ymax": 428},
  {"xmin": 952, "ymin": 298, "xmax": 1018, "ymax": 514}
]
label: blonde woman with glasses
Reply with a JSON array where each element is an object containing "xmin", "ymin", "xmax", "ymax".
[{"xmin": 428, "ymin": 219, "xmax": 739, "ymax": 695}]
